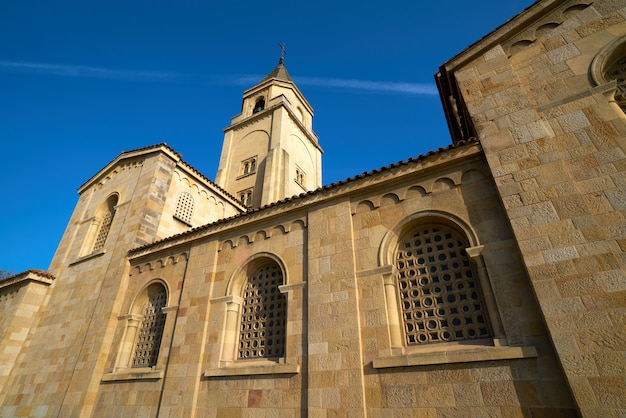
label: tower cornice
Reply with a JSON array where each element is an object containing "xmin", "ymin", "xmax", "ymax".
[
  {"xmin": 224, "ymin": 98, "xmax": 322, "ymax": 153},
  {"xmin": 242, "ymin": 78, "xmax": 314, "ymax": 115}
]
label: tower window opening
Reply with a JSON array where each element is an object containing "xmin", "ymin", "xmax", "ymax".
[
  {"xmin": 241, "ymin": 157, "xmax": 257, "ymax": 176},
  {"xmin": 253, "ymin": 98, "xmax": 265, "ymax": 114},
  {"xmin": 295, "ymin": 167, "xmax": 305, "ymax": 187},
  {"xmin": 239, "ymin": 189, "xmax": 253, "ymax": 207}
]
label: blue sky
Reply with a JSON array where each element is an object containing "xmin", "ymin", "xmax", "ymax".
[{"xmin": 0, "ymin": 0, "xmax": 534, "ymax": 274}]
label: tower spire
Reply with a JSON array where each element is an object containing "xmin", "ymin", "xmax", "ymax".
[
  {"xmin": 279, "ymin": 43, "xmax": 286, "ymax": 64},
  {"xmin": 214, "ymin": 52, "xmax": 322, "ymax": 208}
]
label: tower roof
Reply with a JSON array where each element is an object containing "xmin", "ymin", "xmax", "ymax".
[{"xmin": 260, "ymin": 57, "xmax": 293, "ymax": 83}]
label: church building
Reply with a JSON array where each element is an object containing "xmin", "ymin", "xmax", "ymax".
[{"xmin": 1, "ymin": 0, "xmax": 625, "ymax": 416}]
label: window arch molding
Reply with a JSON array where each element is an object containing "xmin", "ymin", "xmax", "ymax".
[
  {"xmin": 128, "ymin": 279, "xmax": 171, "ymax": 315},
  {"xmin": 378, "ymin": 210, "xmax": 478, "ymax": 268},
  {"xmin": 590, "ymin": 35, "xmax": 626, "ymax": 86},
  {"xmin": 97, "ymin": 192, "xmax": 120, "ymax": 215},
  {"xmin": 590, "ymin": 35, "xmax": 626, "ymax": 115},
  {"xmin": 225, "ymin": 252, "xmax": 289, "ymax": 297},
  {"xmin": 377, "ymin": 211, "xmax": 505, "ymax": 350}
]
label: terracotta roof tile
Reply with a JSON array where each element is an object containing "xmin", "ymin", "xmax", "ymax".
[
  {"xmin": 0, "ymin": 269, "xmax": 56, "ymax": 284},
  {"xmin": 128, "ymin": 138, "xmax": 479, "ymax": 255}
]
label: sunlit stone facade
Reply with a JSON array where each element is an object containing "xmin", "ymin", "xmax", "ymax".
[{"xmin": 1, "ymin": 1, "xmax": 624, "ymax": 416}]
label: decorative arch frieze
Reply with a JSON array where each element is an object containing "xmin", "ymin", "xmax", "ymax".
[
  {"xmin": 351, "ymin": 167, "xmax": 485, "ymax": 215},
  {"xmin": 508, "ymin": 39, "xmax": 534, "ymax": 56},
  {"xmin": 130, "ymin": 252, "xmax": 189, "ymax": 276},
  {"xmin": 254, "ymin": 230, "xmax": 268, "ymax": 242},
  {"xmin": 405, "ymin": 185, "xmax": 428, "ymax": 199},
  {"xmin": 502, "ymin": 1, "xmax": 592, "ymax": 56},
  {"xmin": 353, "ymin": 200, "xmax": 377, "ymax": 215},
  {"xmin": 269, "ymin": 225, "xmax": 288, "ymax": 237},
  {"xmin": 432, "ymin": 177, "xmax": 456, "ymax": 192},
  {"xmin": 236, "ymin": 236, "xmax": 251, "ymax": 247},
  {"xmin": 380, "ymin": 193, "xmax": 401, "ymax": 206},
  {"xmin": 220, "ymin": 240, "xmax": 235, "ymax": 252},
  {"xmin": 216, "ymin": 217, "xmax": 306, "ymax": 251},
  {"xmin": 289, "ymin": 219, "xmax": 306, "ymax": 232},
  {"xmin": 94, "ymin": 160, "xmax": 144, "ymax": 190},
  {"xmin": 461, "ymin": 168, "xmax": 488, "ymax": 184},
  {"xmin": 535, "ymin": 22, "xmax": 560, "ymax": 37},
  {"xmin": 562, "ymin": 3, "xmax": 590, "ymax": 19}
]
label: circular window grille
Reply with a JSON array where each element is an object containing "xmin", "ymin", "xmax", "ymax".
[
  {"xmin": 396, "ymin": 224, "xmax": 491, "ymax": 345},
  {"xmin": 238, "ymin": 263, "xmax": 286, "ymax": 359}
]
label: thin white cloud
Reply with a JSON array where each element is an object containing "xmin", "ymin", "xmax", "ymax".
[
  {"xmin": 295, "ymin": 76, "xmax": 438, "ymax": 96},
  {"xmin": 0, "ymin": 60, "xmax": 437, "ymax": 95},
  {"xmin": 0, "ymin": 60, "xmax": 180, "ymax": 82}
]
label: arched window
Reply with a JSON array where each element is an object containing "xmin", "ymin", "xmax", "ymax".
[
  {"xmin": 132, "ymin": 283, "xmax": 168, "ymax": 368},
  {"xmin": 238, "ymin": 263, "xmax": 286, "ymax": 359},
  {"xmin": 174, "ymin": 192, "xmax": 194, "ymax": 225},
  {"xmin": 253, "ymin": 97, "xmax": 265, "ymax": 114},
  {"xmin": 396, "ymin": 223, "xmax": 491, "ymax": 345},
  {"xmin": 92, "ymin": 194, "xmax": 118, "ymax": 252},
  {"xmin": 109, "ymin": 281, "xmax": 170, "ymax": 378}
]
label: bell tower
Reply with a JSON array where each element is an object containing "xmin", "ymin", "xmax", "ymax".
[{"xmin": 214, "ymin": 57, "xmax": 322, "ymax": 208}]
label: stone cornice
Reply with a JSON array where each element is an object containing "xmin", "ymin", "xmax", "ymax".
[{"xmin": 0, "ymin": 269, "xmax": 55, "ymax": 290}]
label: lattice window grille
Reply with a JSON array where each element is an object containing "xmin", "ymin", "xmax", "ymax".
[
  {"xmin": 396, "ymin": 225, "xmax": 491, "ymax": 345},
  {"xmin": 238, "ymin": 264, "xmax": 286, "ymax": 359},
  {"xmin": 174, "ymin": 192, "xmax": 194, "ymax": 224},
  {"xmin": 92, "ymin": 209, "xmax": 115, "ymax": 252},
  {"xmin": 132, "ymin": 288, "xmax": 167, "ymax": 368},
  {"xmin": 605, "ymin": 55, "xmax": 626, "ymax": 112}
]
